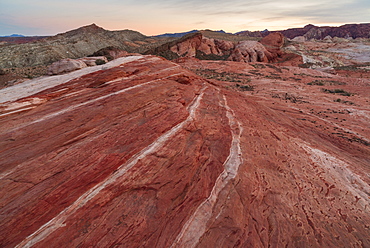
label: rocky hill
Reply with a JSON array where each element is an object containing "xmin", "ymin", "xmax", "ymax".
[
  {"xmin": 238, "ymin": 23, "xmax": 370, "ymax": 40},
  {"xmin": 0, "ymin": 24, "xmax": 164, "ymax": 68}
]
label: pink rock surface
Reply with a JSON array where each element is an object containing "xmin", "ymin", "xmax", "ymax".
[
  {"xmin": 0, "ymin": 55, "xmax": 369, "ymax": 248},
  {"xmin": 228, "ymin": 41, "xmax": 268, "ymax": 63}
]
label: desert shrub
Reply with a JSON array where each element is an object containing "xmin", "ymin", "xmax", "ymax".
[
  {"xmin": 298, "ymin": 62, "xmax": 315, "ymax": 68},
  {"xmin": 333, "ymin": 98, "xmax": 354, "ymax": 105},
  {"xmin": 322, "ymin": 88, "xmax": 352, "ymax": 96},
  {"xmin": 308, "ymin": 80, "xmax": 325, "ymax": 86},
  {"xmin": 235, "ymin": 84, "xmax": 254, "ymax": 91},
  {"xmin": 95, "ymin": 59, "xmax": 106, "ymax": 65},
  {"xmin": 308, "ymin": 80, "xmax": 346, "ymax": 86},
  {"xmin": 195, "ymin": 51, "xmax": 229, "ymax": 61}
]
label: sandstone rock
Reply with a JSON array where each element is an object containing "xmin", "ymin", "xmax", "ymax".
[
  {"xmin": 78, "ymin": 56, "xmax": 108, "ymax": 66},
  {"xmin": 198, "ymin": 37, "xmax": 222, "ymax": 55},
  {"xmin": 0, "ymin": 55, "xmax": 369, "ymax": 248},
  {"xmin": 260, "ymin": 32, "xmax": 285, "ymax": 49},
  {"xmin": 227, "ymin": 41, "xmax": 268, "ymax": 63},
  {"xmin": 148, "ymin": 33, "xmax": 233, "ymax": 60},
  {"xmin": 214, "ymin": 39, "xmax": 234, "ymax": 51},
  {"xmin": 47, "ymin": 58, "xmax": 87, "ymax": 75},
  {"xmin": 89, "ymin": 46, "xmax": 130, "ymax": 60},
  {"xmin": 170, "ymin": 33, "xmax": 202, "ymax": 57},
  {"xmin": 292, "ymin": 36, "xmax": 306, "ymax": 42}
]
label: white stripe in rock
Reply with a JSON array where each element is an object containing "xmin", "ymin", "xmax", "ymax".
[
  {"xmin": 7, "ymin": 71, "xmax": 185, "ymax": 133},
  {"xmin": 171, "ymin": 94, "xmax": 243, "ymax": 248},
  {"xmin": 15, "ymin": 87, "xmax": 207, "ymax": 248}
]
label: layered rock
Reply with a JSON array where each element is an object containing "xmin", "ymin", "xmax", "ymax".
[
  {"xmin": 146, "ymin": 32, "xmax": 234, "ymax": 60},
  {"xmin": 227, "ymin": 41, "xmax": 268, "ymax": 62},
  {"xmin": 0, "ymin": 55, "xmax": 369, "ymax": 248},
  {"xmin": 170, "ymin": 33, "xmax": 203, "ymax": 57}
]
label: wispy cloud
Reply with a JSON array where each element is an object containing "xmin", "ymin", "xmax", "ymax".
[{"xmin": 0, "ymin": 0, "xmax": 369, "ymax": 35}]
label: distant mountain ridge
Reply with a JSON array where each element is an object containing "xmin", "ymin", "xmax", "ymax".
[
  {"xmin": 154, "ymin": 30, "xmax": 198, "ymax": 38},
  {"xmin": 0, "ymin": 34, "xmax": 25, "ymax": 37},
  {"xmin": 237, "ymin": 23, "xmax": 370, "ymax": 39},
  {"xmin": 154, "ymin": 29, "xmax": 227, "ymax": 38},
  {"xmin": 0, "ymin": 24, "xmax": 164, "ymax": 68}
]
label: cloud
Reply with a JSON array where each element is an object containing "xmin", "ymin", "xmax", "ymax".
[{"xmin": 0, "ymin": 0, "xmax": 369, "ymax": 35}]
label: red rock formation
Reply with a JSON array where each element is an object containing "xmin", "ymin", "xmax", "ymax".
[
  {"xmin": 170, "ymin": 34, "xmax": 203, "ymax": 57},
  {"xmin": 227, "ymin": 41, "xmax": 268, "ymax": 63},
  {"xmin": 258, "ymin": 32, "xmax": 303, "ymax": 66},
  {"xmin": 0, "ymin": 55, "xmax": 369, "ymax": 248},
  {"xmin": 198, "ymin": 37, "xmax": 223, "ymax": 56}
]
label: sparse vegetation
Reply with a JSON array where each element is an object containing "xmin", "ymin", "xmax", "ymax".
[
  {"xmin": 95, "ymin": 59, "xmax": 106, "ymax": 65},
  {"xmin": 235, "ymin": 84, "xmax": 254, "ymax": 91},
  {"xmin": 308, "ymin": 80, "xmax": 346, "ymax": 86},
  {"xmin": 334, "ymin": 98, "xmax": 355, "ymax": 105},
  {"xmin": 195, "ymin": 50, "xmax": 229, "ymax": 61},
  {"xmin": 322, "ymin": 88, "xmax": 353, "ymax": 96},
  {"xmin": 251, "ymin": 64, "xmax": 266, "ymax": 69},
  {"xmin": 192, "ymin": 68, "xmax": 251, "ymax": 83},
  {"xmin": 298, "ymin": 62, "xmax": 315, "ymax": 68},
  {"xmin": 334, "ymin": 63, "xmax": 370, "ymax": 71}
]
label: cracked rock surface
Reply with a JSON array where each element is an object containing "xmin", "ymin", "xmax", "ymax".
[{"xmin": 0, "ymin": 55, "xmax": 369, "ymax": 248}]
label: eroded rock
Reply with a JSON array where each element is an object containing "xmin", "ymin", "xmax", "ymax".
[
  {"xmin": 47, "ymin": 58, "xmax": 87, "ymax": 75},
  {"xmin": 228, "ymin": 41, "xmax": 268, "ymax": 63}
]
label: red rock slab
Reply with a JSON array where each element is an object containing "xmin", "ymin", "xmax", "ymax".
[
  {"xmin": 0, "ymin": 56, "xmax": 230, "ymax": 247},
  {"xmin": 0, "ymin": 55, "xmax": 370, "ymax": 248},
  {"xmin": 191, "ymin": 89, "xmax": 370, "ymax": 247}
]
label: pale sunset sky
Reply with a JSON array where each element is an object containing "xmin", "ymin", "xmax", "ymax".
[{"xmin": 0, "ymin": 0, "xmax": 369, "ymax": 36}]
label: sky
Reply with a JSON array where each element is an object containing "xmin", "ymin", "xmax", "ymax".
[{"xmin": 0, "ymin": 0, "xmax": 369, "ymax": 36}]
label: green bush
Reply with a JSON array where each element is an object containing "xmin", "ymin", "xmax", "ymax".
[
  {"xmin": 322, "ymin": 88, "xmax": 352, "ymax": 96},
  {"xmin": 95, "ymin": 59, "xmax": 106, "ymax": 65}
]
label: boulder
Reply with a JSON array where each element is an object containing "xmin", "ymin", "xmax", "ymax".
[
  {"xmin": 79, "ymin": 56, "xmax": 108, "ymax": 66},
  {"xmin": 260, "ymin": 32, "xmax": 285, "ymax": 49},
  {"xmin": 259, "ymin": 32, "xmax": 285, "ymax": 62},
  {"xmin": 90, "ymin": 46, "xmax": 130, "ymax": 60},
  {"xmin": 47, "ymin": 58, "xmax": 87, "ymax": 75},
  {"xmin": 292, "ymin": 36, "xmax": 306, "ymax": 43},
  {"xmin": 227, "ymin": 41, "xmax": 268, "ymax": 63}
]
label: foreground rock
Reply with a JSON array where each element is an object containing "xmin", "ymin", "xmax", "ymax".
[{"xmin": 0, "ymin": 55, "xmax": 369, "ymax": 247}]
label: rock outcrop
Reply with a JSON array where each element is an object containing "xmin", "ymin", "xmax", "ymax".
[
  {"xmin": 259, "ymin": 32, "xmax": 285, "ymax": 62},
  {"xmin": 145, "ymin": 32, "xmax": 234, "ymax": 60},
  {"xmin": 47, "ymin": 58, "xmax": 87, "ymax": 75},
  {"xmin": 227, "ymin": 41, "xmax": 268, "ymax": 62},
  {"xmin": 0, "ymin": 55, "xmax": 369, "ymax": 248},
  {"xmin": 170, "ymin": 33, "xmax": 203, "ymax": 57}
]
